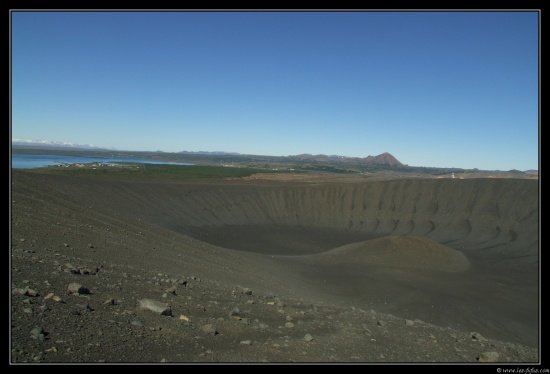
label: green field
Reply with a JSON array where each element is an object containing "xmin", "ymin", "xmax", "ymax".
[{"xmin": 29, "ymin": 162, "xmax": 288, "ymax": 180}]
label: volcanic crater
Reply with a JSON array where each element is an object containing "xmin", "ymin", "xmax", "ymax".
[
  {"xmin": 57, "ymin": 176, "xmax": 539, "ymax": 342},
  {"xmin": 11, "ymin": 170, "xmax": 539, "ymax": 362}
]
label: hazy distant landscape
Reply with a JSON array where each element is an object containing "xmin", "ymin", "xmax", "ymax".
[{"xmin": 11, "ymin": 143, "xmax": 538, "ymax": 179}]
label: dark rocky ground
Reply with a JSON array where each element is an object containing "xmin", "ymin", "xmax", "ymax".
[{"xmin": 10, "ymin": 168, "xmax": 541, "ymax": 367}]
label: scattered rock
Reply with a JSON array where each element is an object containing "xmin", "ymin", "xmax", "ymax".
[
  {"xmin": 30, "ymin": 326, "xmax": 45, "ymax": 340},
  {"xmin": 229, "ymin": 308, "xmax": 241, "ymax": 318},
  {"xmin": 471, "ymin": 332, "xmax": 487, "ymax": 341},
  {"xmin": 27, "ymin": 288, "xmax": 40, "ymax": 297},
  {"xmin": 14, "ymin": 287, "xmax": 39, "ymax": 297},
  {"xmin": 67, "ymin": 283, "xmax": 91, "ymax": 295},
  {"xmin": 138, "ymin": 299, "xmax": 172, "ymax": 316},
  {"xmin": 478, "ymin": 351, "xmax": 500, "ymax": 362},
  {"xmin": 202, "ymin": 324, "xmax": 218, "ymax": 335},
  {"xmin": 165, "ymin": 286, "xmax": 177, "ymax": 295}
]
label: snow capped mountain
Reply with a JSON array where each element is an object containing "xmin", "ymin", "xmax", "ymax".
[{"xmin": 11, "ymin": 139, "xmax": 115, "ymax": 150}]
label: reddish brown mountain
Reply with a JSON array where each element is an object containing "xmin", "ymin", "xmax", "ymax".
[
  {"xmin": 362, "ymin": 152, "xmax": 403, "ymax": 166},
  {"xmin": 289, "ymin": 152, "xmax": 403, "ymax": 167}
]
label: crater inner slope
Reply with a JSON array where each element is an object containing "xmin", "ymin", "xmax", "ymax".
[{"xmin": 59, "ymin": 176, "xmax": 538, "ymax": 268}]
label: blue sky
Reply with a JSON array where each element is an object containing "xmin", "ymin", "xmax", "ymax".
[{"xmin": 11, "ymin": 11, "xmax": 539, "ymax": 170}]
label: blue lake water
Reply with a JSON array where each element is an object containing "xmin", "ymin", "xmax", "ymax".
[{"xmin": 11, "ymin": 153, "xmax": 193, "ymax": 169}]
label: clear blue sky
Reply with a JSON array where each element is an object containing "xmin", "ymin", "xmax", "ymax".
[{"xmin": 11, "ymin": 10, "xmax": 539, "ymax": 170}]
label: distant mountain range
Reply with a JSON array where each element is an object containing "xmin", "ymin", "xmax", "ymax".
[
  {"xmin": 288, "ymin": 152, "xmax": 403, "ymax": 167},
  {"xmin": 177, "ymin": 151, "xmax": 403, "ymax": 167},
  {"xmin": 12, "ymin": 139, "xmax": 402, "ymax": 167},
  {"xmin": 10, "ymin": 139, "xmax": 537, "ymax": 172}
]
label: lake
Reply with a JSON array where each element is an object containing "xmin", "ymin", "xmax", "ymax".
[{"xmin": 11, "ymin": 153, "xmax": 193, "ymax": 169}]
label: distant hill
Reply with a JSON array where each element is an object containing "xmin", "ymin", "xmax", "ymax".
[
  {"xmin": 363, "ymin": 152, "xmax": 402, "ymax": 166},
  {"xmin": 289, "ymin": 152, "xmax": 403, "ymax": 167}
]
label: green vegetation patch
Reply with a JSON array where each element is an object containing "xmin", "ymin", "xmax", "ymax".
[
  {"xmin": 30, "ymin": 162, "xmax": 284, "ymax": 180},
  {"xmin": 299, "ymin": 164, "xmax": 358, "ymax": 174}
]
